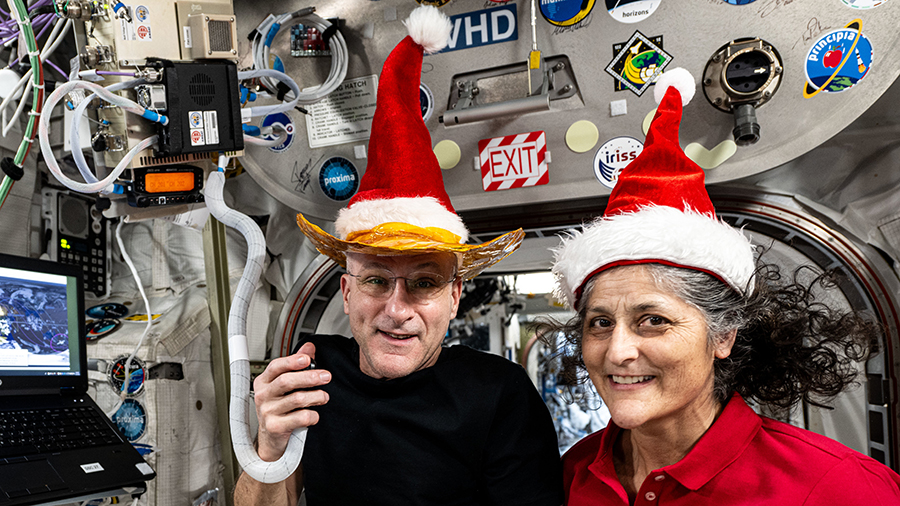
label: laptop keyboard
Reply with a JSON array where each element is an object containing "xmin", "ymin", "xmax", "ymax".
[{"xmin": 0, "ymin": 407, "xmax": 122, "ymax": 458}]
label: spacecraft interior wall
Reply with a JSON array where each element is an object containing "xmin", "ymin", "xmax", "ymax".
[{"xmin": 234, "ymin": 0, "xmax": 900, "ymax": 220}]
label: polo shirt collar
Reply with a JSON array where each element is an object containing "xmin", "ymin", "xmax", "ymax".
[
  {"xmin": 665, "ymin": 393, "xmax": 762, "ymax": 490},
  {"xmin": 586, "ymin": 393, "xmax": 762, "ymax": 492}
]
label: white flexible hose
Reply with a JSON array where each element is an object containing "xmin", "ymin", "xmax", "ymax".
[{"xmin": 205, "ymin": 167, "xmax": 306, "ymax": 483}]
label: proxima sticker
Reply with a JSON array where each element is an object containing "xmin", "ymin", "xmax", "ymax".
[{"xmin": 112, "ymin": 399, "xmax": 147, "ymax": 442}]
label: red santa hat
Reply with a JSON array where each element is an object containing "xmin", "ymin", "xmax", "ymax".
[
  {"xmin": 552, "ymin": 68, "xmax": 756, "ymax": 309},
  {"xmin": 297, "ymin": 6, "xmax": 523, "ymax": 279}
]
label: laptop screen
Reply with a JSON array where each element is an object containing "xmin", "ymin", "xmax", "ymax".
[{"xmin": 0, "ymin": 253, "xmax": 86, "ymax": 394}]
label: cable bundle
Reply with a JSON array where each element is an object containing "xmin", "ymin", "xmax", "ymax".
[{"xmin": 249, "ymin": 8, "xmax": 347, "ymax": 105}]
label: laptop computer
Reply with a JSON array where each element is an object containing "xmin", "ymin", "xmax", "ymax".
[{"xmin": 0, "ymin": 253, "xmax": 155, "ymax": 505}]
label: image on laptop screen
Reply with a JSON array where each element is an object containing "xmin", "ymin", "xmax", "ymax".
[{"xmin": 0, "ymin": 265, "xmax": 81, "ymax": 377}]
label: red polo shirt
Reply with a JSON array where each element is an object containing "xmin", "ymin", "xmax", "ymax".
[{"xmin": 563, "ymin": 393, "xmax": 900, "ymax": 505}]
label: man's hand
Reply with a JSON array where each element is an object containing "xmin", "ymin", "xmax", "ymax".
[{"xmin": 253, "ymin": 342, "xmax": 331, "ymax": 462}]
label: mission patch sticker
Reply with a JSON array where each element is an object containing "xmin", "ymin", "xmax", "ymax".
[
  {"xmin": 606, "ymin": 0, "xmax": 661, "ymax": 24},
  {"xmin": 540, "ymin": 0, "xmax": 596, "ymax": 27},
  {"xmin": 319, "ymin": 157, "xmax": 359, "ymax": 201},
  {"xmin": 803, "ymin": 19, "xmax": 872, "ymax": 98},
  {"xmin": 607, "ymin": 32, "xmax": 671, "ymax": 96},
  {"xmin": 112, "ymin": 399, "xmax": 147, "ymax": 442},
  {"xmin": 593, "ymin": 136, "xmax": 643, "ymax": 189}
]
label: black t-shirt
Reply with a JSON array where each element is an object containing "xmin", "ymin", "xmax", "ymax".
[{"xmin": 297, "ymin": 334, "xmax": 563, "ymax": 506}]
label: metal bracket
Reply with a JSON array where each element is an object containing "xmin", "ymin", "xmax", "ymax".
[{"xmin": 441, "ymin": 55, "xmax": 578, "ymax": 126}]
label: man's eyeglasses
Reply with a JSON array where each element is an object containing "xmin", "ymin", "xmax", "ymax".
[{"xmin": 346, "ymin": 270, "xmax": 457, "ymax": 301}]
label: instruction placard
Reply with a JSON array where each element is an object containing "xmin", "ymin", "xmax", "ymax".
[{"xmin": 306, "ymin": 75, "xmax": 378, "ymax": 148}]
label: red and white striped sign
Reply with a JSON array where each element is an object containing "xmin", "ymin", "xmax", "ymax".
[{"xmin": 479, "ymin": 131, "xmax": 549, "ymax": 192}]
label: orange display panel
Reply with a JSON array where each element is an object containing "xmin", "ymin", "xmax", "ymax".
[{"xmin": 144, "ymin": 172, "xmax": 195, "ymax": 193}]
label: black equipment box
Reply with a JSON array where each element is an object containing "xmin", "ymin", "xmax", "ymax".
[{"xmin": 150, "ymin": 59, "xmax": 244, "ymax": 156}]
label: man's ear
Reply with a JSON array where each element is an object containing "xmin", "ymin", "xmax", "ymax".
[
  {"xmin": 448, "ymin": 279, "xmax": 462, "ymax": 320},
  {"xmin": 341, "ymin": 274, "xmax": 352, "ymax": 315}
]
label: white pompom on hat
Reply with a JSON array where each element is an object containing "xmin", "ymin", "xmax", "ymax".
[{"xmin": 553, "ymin": 68, "xmax": 755, "ymax": 309}]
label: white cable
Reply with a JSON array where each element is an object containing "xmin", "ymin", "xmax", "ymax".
[
  {"xmin": 250, "ymin": 11, "xmax": 347, "ymax": 105},
  {"xmin": 69, "ymin": 78, "xmax": 145, "ymax": 184},
  {"xmin": 105, "ymin": 220, "xmax": 153, "ymax": 419},
  {"xmin": 205, "ymin": 163, "xmax": 306, "ymax": 483},
  {"xmin": 0, "ymin": 18, "xmax": 72, "ymax": 136},
  {"xmin": 242, "ymin": 126, "xmax": 287, "ymax": 147},
  {"xmin": 39, "ymin": 80, "xmax": 160, "ymax": 193},
  {"xmin": 237, "ymin": 69, "xmax": 300, "ymax": 117}
]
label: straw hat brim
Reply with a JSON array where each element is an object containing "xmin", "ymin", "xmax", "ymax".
[{"xmin": 297, "ymin": 213, "xmax": 524, "ymax": 280}]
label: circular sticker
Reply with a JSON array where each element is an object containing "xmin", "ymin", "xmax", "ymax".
[
  {"xmin": 261, "ymin": 112, "xmax": 295, "ymax": 153},
  {"xmin": 318, "ymin": 157, "xmax": 359, "ymax": 201},
  {"xmin": 420, "ymin": 83, "xmax": 435, "ymax": 123},
  {"xmin": 86, "ymin": 318, "xmax": 121, "ymax": 341},
  {"xmin": 841, "ymin": 0, "xmax": 890, "ymax": 8},
  {"xmin": 109, "ymin": 355, "xmax": 147, "ymax": 396},
  {"xmin": 87, "ymin": 303, "xmax": 128, "ymax": 319},
  {"xmin": 721, "ymin": 0, "xmax": 757, "ymax": 4},
  {"xmin": 607, "ymin": 0, "xmax": 661, "ymax": 23},
  {"xmin": 803, "ymin": 20, "xmax": 872, "ymax": 98},
  {"xmin": 269, "ymin": 54, "xmax": 285, "ymax": 74},
  {"xmin": 540, "ymin": 0, "xmax": 596, "ymax": 27},
  {"xmin": 135, "ymin": 5, "xmax": 149, "ymax": 22},
  {"xmin": 112, "ymin": 399, "xmax": 147, "ymax": 442},
  {"xmin": 593, "ymin": 137, "xmax": 643, "ymax": 189},
  {"xmin": 415, "ymin": 0, "xmax": 451, "ymax": 6}
]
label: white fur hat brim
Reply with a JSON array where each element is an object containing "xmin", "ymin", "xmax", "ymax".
[
  {"xmin": 335, "ymin": 197, "xmax": 468, "ymax": 242},
  {"xmin": 552, "ymin": 205, "xmax": 756, "ymax": 308}
]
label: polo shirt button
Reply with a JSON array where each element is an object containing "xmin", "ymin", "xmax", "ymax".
[
  {"xmin": 645, "ymin": 492, "xmax": 657, "ymax": 501},
  {"xmin": 654, "ymin": 475, "xmax": 665, "ymax": 481}
]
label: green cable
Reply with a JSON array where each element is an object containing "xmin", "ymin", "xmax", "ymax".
[
  {"xmin": 0, "ymin": 0, "xmax": 42, "ymax": 211},
  {"xmin": 0, "ymin": 176, "xmax": 13, "ymax": 209},
  {"xmin": 10, "ymin": 0, "xmax": 42, "ymax": 168}
]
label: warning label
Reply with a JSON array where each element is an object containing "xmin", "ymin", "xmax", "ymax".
[
  {"xmin": 305, "ymin": 75, "xmax": 378, "ymax": 148},
  {"xmin": 136, "ymin": 24, "xmax": 152, "ymax": 41},
  {"xmin": 190, "ymin": 129, "xmax": 205, "ymax": 146}
]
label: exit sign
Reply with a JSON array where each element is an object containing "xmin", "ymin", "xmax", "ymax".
[{"xmin": 479, "ymin": 131, "xmax": 549, "ymax": 192}]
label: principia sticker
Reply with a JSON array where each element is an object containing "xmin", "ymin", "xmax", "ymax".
[
  {"xmin": 540, "ymin": 0, "xmax": 596, "ymax": 27},
  {"xmin": 607, "ymin": 32, "xmax": 671, "ymax": 96},
  {"xmin": 606, "ymin": 0, "xmax": 661, "ymax": 24},
  {"xmin": 593, "ymin": 136, "xmax": 643, "ymax": 189},
  {"xmin": 803, "ymin": 19, "xmax": 872, "ymax": 98},
  {"xmin": 112, "ymin": 399, "xmax": 147, "ymax": 442},
  {"xmin": 720, "ymin": 0, "xmax": 757, "ymax": 4},
  {"xmin": 841, "ymin": 0, "xmax": 891, "ymax": 8}
]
